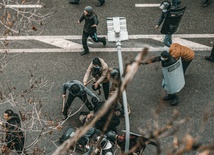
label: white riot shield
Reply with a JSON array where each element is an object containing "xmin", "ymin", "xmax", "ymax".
[{"xmin": 162, "ymin": 58, "xmax": 185, "ymax": 94}]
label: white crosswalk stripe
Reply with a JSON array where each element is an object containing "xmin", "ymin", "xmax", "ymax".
[
  {"xmin": 135, "ymin": 4, "xmax": 160, "ymax": 7},
  {"xmin": 0, "ymin": 34, "xmax": 213, "ymax": 53},
  {"xmin": 5, "ymin": 5, "xmax": 43, "ymax": 8}
]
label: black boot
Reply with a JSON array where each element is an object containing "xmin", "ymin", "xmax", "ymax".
[
  {"xmin": 170, "ymin": 96, "xmax": 178, "ymax": 106},
  {"xmin": 163, "ymin": 94, "xmax": 176, "ymax": 100},
  {"xmin": 96, "ymin": 1, "xmax": 105, "ymax": 6},
  {"xmin": 205, "ymin": 56, "xmax": 214, "ymax": 62},
  {"xmin": 103, "ymin": 37, "xmax": 107, "ymax": 46},
  {"xmin": 80, "ymin": 50, "xmax": 89, "ymax": 56}
]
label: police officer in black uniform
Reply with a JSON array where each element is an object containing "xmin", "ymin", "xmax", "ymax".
[
  {"xmin": 141, "ymin": 51, "xmax": 179, "ymax": 106},
  {"xmin": 78, "ymin": 6, "xmax": 106, "ymax": 55}
]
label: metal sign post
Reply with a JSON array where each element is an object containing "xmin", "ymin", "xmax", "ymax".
[{"xmin": 106, "ymin": 17, "xmax": 130, "ymax": 153}]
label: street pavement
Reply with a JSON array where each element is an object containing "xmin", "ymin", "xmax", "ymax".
[{"xmin": 0, "ymin": 0, "xmax": 214, "ymax": 154}]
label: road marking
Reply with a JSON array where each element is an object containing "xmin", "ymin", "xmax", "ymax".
[
  {"xmin": 0, "ymin": 34, "xmax": 213, "ymax": 53},
  {"xmin": 135, "ymin": 4, "xmax": 160, "ymax": 7},
  {"xmin": 5, "ymin": 5, "xmax": 43, "ymax": 8},
  {"xmin": 1, "ymin": 34, "xmax": 214, "ymax": 40},
  {"xmin": 0, "ymin": 47, "xmax": 162, "ymax": 53},
  {"xmin": 33, "ymin": 38, "xmax": 82, "ymax": 49},
  {"xmin": 152, "ymin": 36, "xmax": 210, "ymax": 49}
]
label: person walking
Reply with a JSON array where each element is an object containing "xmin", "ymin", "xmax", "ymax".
[
  {"xmin": 62, "ymin": 80, "xmax": 98, "ymax": 119},
  {"xmin": 155, "ymin": 1, "xmax": 172, "ymax": 47},
  {"xmin": 83, "ymin": 57, "xmax": 110, "ymax": 100},
  {"xmin": 205, "ymin": 45, "xmax": 214, "ymax": 62},
  {"xmin": 0, "ymin": 110, "xmax": 25, "ymax": 154},
  {"xmin": 77, "ymin": 6, "xmax": 106, "ymax": 55}
]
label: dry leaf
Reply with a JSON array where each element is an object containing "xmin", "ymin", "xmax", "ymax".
[
  {"xmin": 7, "ymin": 12, "xmax": 11, "ymax": 19},
  {"xmin": 21, "ymin": 0, "xmax": 27, "ymax": 4},
  {"xmin": 32, "ymin": 26, "xmax": 37, "ymax": 31}
]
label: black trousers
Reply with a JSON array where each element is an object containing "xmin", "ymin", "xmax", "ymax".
[
  {"xmin": 82, "ymin": 31, "xmax": 105, "ymax": 52},
  {"xmin": 63, "ymin": 93, "xmax": 93, "ymax": 116},
  {"xmin": 7, "ymin": 133, "xmax": 25, "ymax": 154},
  {"xmin": 95, "ymin": 117, "xmax": 120, "ymax": 133},
  {"xmin": 102, "ymin": 82, "xmax": 110, "ymax": 100},
  {"xmin": 182, "ymin": 60, "xmax": 192, "ymax": 74}
]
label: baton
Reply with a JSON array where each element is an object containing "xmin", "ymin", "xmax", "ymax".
[
  {"xmin": 85, "ymin": 78, "xmax": 95, "ymax": 86},
  {"xmin": 62, "ymin": 96, "xmax": 66, "ymax": 112}
]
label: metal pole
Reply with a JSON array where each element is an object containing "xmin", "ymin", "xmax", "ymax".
[{"xmin": 116, "ymin": 41, "xmax": 130, "ymax": 153}]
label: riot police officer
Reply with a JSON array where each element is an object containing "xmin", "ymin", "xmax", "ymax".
[
  {"xmin": 155, "ymin": 1, "xmax": 172, "ymax": 47},
  {"xmin": 141, "ymin": 51, "xmax": 182, "ymax": 106}
]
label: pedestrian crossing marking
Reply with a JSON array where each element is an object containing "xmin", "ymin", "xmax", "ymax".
[{"xmin": 0, "ymin": 34, "xmax": 213, "ymax": 53}]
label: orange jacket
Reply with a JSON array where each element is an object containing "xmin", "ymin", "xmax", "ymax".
[{"xmin": 169, "ymin": 43, "xmax": 195, "ymax": 61}]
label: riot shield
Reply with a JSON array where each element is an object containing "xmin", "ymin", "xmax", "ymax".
[
  {"xmin": 162, "ymin": 58, "xmax": 185, "ymax": 94},
  {"xmin": 161, "ymin": 6, "xmax": 186, "ymax": 34}
]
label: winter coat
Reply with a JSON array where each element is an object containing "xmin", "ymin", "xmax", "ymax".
[
  {"xmin": 63, "ymin": 80, "xmax": 97, "ymax": 98},
  {"xmin": 83, "ymin": 58, "xmax": 109, "ymax": 85},
  {"xmin": 79, "ymin": 12, "xmax": 98, "ymax": 33},
  {"xmin": 169, "ymin": 43, "xmax": 195, "ymax": 61}
]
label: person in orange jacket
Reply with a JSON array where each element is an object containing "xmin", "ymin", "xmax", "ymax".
[{"xmin": 167, "ymin": 43, "xmax": 195, "ymax": 74}]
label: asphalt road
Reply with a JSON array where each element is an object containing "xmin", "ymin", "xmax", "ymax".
[{"xmin": 0, "ymin": 0, "xmax": 214, "ymax": 155}]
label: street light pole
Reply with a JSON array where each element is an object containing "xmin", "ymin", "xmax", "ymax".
[{"xmin": 106, "ymin": 17, "xmax": 130, "ymax": 153}]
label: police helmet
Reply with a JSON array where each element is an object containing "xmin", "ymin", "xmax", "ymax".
[{"xmin": 159, "ymin": 1, "xmax": 171, "ymax": 10}]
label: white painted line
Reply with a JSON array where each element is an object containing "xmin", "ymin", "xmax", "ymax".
[
  {"xmin": 173, "ymin": 37, "xmax": 210, "ymax": 49},
  {"xmin": 5, "ymin": 5, "xmax": 43, "ymax": 8},
  {"xmin": 1, "ymin": 34, "xmax": 214, "ymax": 41},
  {"xmin": 135, "ymin": 4, "xmax": 160, "ymax": 7},
  {"xmin": 0, "ymin": 47, "xmax": 159, "ymax": 53},
  {"xmin": 128, "ymin": 34, "xmax": 214, "ymax": 39},
  {"xmin": 0, "ymin": 34, "xmax": 213, "ymax": 53},
  {"xmin": 33, "ymin": 38, "xmax": 82, "ymax": 49},
  {"xmin": 0, "ymin": 46, "xmax": 212, "ymax": 53},
  {"xmin": 151, "ymin": 36, "xmax": 211, "ymax": 49}
]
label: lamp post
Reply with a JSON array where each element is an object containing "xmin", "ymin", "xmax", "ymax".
[{"xmin": 106, "ymin": 17, "xmax": 130, "ymax": 153}]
